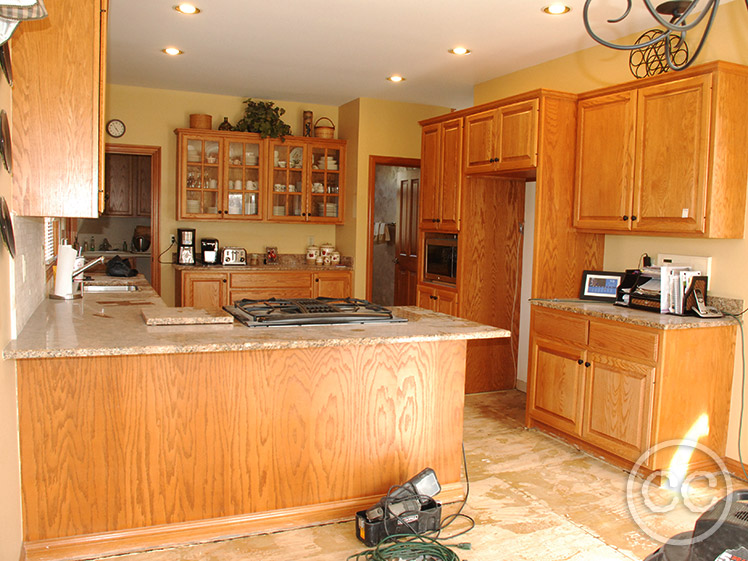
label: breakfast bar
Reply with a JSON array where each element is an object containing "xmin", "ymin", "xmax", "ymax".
[{"xmin": 4, "ymin": 279, "xmax": 508, "ymax": 560}]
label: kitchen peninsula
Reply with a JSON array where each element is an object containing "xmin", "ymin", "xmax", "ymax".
[{"xmin": 4, "ymin": 278, "xmax": 508, "ymax": 560}]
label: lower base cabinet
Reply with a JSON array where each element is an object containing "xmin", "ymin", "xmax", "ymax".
[
  {"xmin": 526, "ymin": 305, "xmax": 736, "ymax": 472},
  {"xmin": 176, "ymin": 269, "xmax": 353, "ymax": 308},
  {"xmin": 416, "ymin": 283, "xmax": 458, "ymax": 316}
]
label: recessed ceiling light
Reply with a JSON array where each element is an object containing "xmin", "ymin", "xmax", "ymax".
[
  {"xmin": 387, "ymin": 75, "xmax": 405, "ymax": 83},
  {"xmin": 174, "ymin": 3, "xmax": 200, "ymax": 14},
  {"xmin": 162, "ymin": 47, "xmax": 183, "ymax": 56},
  {"xmin": 542, "ymin": 3, "xmax": 571, "ymax": 14},
  {"xmin": 448, "ymin": 47, "xmax": 471, "ymax": 55}
]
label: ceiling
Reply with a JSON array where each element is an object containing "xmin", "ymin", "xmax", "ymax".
[{"xmin": 107, "ymin": 0, "xmax": 717, "ymax": 110}]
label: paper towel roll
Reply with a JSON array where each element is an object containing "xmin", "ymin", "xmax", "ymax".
[{"xmin": 54, "ymin": 244, "xmax": 77, "ymax": 298}]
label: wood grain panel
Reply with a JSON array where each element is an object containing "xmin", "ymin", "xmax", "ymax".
[
  {"xmin": 419, "ymin": 124, "xmax": 440, "ymax": 227},
  {"xmin": 588, "ymin": 320, "xmax": 658, "ymax": 364},
  {"xmin": 230, "ymin": 271, "xmax": 312, "ymax": 289},
  {"xmin": 440, "ymin": 118, "xmax": 463, "ymax": 230},
  {"xmin": 313, "ymin": 271, "xmax": 352, "ymax": 298},
  {"xmin": 103, "ymin": 154, "xmax": 134, "ymax": 216},
  {"xmin": 533, "ymin": 94, "xmax": 605, "ymax": 298},
  {"xmin": 182, "ymin": 272, "xmax": 228, "ymax": 309},
  {"xmin": 463, "ymin": 109, "xmax": 495, "ymax": 173},
  {"xmin": 11, "ymin": 0, "xmax": 104, "ymax": 217},
  {"xmin": 496, "ymin": 99, "xmax": 538, "ymax": 169},
  {"xmin": 458, "ymin": 176, "xmax": 524, "ymax": 393},
  {"xmin": 532, "ymin": 307, "xmax": 588, "ymax": 347},
  {"xmin": 17, "ymin": 341, "xmax": 466, "ymax": 543}
]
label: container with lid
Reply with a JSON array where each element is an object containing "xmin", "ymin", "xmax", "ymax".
[{"xmin": 306, "ymin": 245, "xmax": 319, "ymax": 264}]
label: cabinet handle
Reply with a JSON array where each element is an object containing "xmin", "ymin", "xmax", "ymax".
[
  {"xmin": 622, "ymin": 215, "xmax": 629, "ymax": 221},
  {"xmin": 631, "ymin": 215, "xmax": 637, "ymax": 221},
  {"xmin": 585, "ymin": 362, "xmax": 591, "ymax": 368},
  {"xmin": 577, "ymin": 359, "xmax": 583, "ymax": 365}
]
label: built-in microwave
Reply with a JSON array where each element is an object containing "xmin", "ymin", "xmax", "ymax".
[{"xmin": 424, "ymin": 233, "xmax": 458, "ymax": 285}]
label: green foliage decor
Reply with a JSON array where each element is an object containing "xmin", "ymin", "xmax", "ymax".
[{"xmin": 233, "ymin": 98, "xmax": 292, "ymax": 139}]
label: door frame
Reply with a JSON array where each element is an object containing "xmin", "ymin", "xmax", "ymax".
[
  {"xmin": 105, "ymin": 143, "xmax": 162, "ymax": 294},
  {"xmin": 366, "ymin": 155, "xmax": 421, "ymax": 301}
]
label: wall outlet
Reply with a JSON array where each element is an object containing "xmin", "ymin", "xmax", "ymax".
[
  {"xmin": 308, "ymin": 236, "xmax": 314, "ymax": 246},
  {"xmin": 170, "ymin": 235, "xmax": 176, "ymax": 244}
]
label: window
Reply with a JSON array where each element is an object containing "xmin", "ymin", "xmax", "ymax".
[{"xmin": 44, "ymin": 217, "xmax": 59, "ymax": 265}]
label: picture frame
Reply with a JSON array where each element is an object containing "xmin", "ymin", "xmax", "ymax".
[{"xmin": 579, "ymin": 270, "xmax": 625, "ymax": 302}]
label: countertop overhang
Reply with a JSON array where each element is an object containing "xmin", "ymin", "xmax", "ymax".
[{"xmin": 4, "ymin": 276, "xmax": 509, "ymax": 360}]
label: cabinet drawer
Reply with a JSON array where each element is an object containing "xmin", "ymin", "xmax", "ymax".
[
  {"xmin": 230, "ymin": 272, "xmax": 312, "ymax": 289},
  {"xmin": 532, "ymin": 308, "xmax": 588, "ymax": 346},
  {"xmin": 588, "ymin": 320, "xmax": 658, "ymax": 363},
  {"xmin": 230, "ymin": 288, "xmax": 311, "ymax": 301}
]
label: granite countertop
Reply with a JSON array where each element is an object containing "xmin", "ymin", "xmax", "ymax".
[
  {"xmin": 532, "ymin": 298, "xmax": 740, "ymax": 329},
  {"xmin": 173, "ymin": 263, "xmax": 353, "ymax": 272},
  {"xmin": 4, "ymin": 276, "xmax": 509, "ymax": 360}
]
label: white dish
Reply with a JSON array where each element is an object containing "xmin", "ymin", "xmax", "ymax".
[{"xmin": 273, "ymin": 206, "xmax": 285, "ymax": 216}]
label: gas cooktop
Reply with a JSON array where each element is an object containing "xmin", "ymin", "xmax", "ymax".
[{"xmin": 223, "ymin": 297, "xmax": 407, "ymax": 327}]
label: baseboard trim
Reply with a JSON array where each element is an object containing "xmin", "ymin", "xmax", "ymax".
[
  {"xmin": 515, "ymin": 379, "xmax": 527, "ymax": 393},
  {"xmin": 722, "ymin": 456, "xmax": 748, "ymax": 482},
  {"xmin": 23, "ymin": 484, "xmax": 464, "ymax": 561}
]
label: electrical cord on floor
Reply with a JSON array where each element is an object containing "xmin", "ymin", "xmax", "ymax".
[
  {"xmin": 347, "ymin": 444, "xmax": 475, "ymax": 561},
  {"xmin": 724, "ymin": 311, "xmax": 748, "ymax": 482},
  {"xmin": 157, "ymin": 240, "xmax": 175, "ymax": 264}
]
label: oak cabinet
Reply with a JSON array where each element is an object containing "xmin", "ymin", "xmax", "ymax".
[
  {"xmin": 175, "ymin": 129, "xmax": 345, "ymax": 224},
  {"xmin": 178, "ymin": 271, "xmax": 229, "ymax": 310},
  {"xmin": 12, "ymin": 0, "xmax": 108, "ymax": 217},
  {"xmin": 416, "ymin": 283, "xmax": 458, "ymax": 316},
  {"xmin": 526, "ymin": 305, "xmax": 736, "ymax": 472},
  {"xmin": 574, "ymin": 63, "xmax": 748, "ymax": 238},
  {"xmin": 419, "ymin": 118, "xmax": 462, "ymax": 231},
  {"xmin": 103, "ymin": 154, "xmax": 151, "ymax": 217},
  {"xmin": 463, "ymin": 99, "xmax": 538, "ymax": 175},
  {"xmin": 313, "ymin": 271, "xmax": 352, "ymax": 298}
]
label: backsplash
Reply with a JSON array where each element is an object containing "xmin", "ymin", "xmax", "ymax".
[{"xmin": 12, "ymin": 217, "xmax": 45, "ymax": 335}]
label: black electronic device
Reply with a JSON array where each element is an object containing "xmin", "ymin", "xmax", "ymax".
[{"xmin": 200, "ymin": 238, "xmax": 219, "ymax": 264}]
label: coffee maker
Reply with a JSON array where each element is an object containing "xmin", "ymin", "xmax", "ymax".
[
  {"xmin": 177, "ymin": 228, "xmax": 196, "ymax": 265},
  {"xmin": 201, "ymin": 238, "xmax": 219, "ymax": 264}
]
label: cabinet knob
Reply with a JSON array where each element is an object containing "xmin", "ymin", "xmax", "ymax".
[
  {"xmin": 436, "ymin": 218, "xmax": 441, "ymax": 223},
  {"xmin": 222, "ymin": 278, "xmax": 227, "ymax": 283},
  {"xmin": 315, "ymin": 278, "xmax": 319, "ymax": 282},
  {"xmin": 622, "ymin": 215, "xmax": 629, "ymax": 221},
  {"xmin": 577, "ymin": 359, "xmax": 583, "ymax": 365},
  {"xmin": 631, "ymin": 215, "xmax": 637, "ymax": 221},
  {"xmin": 430, "ymin": 295, "xmax": 438, "ymax": 300},
  {"xmin": 585, "ymin": 362, "xmax": 591, "ymax": 368}
]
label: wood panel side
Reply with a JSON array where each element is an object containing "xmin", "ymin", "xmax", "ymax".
[
  {"xmin": 532, "ymin": 95, "xmax": 605, "ymax": 298},
  {"xmin": 17, "ymin": 341, "xmax": 466, "ymax": 542},
  {"xmin": 459, "ymin": 176, "xmax": 524, "ymax": 392}
]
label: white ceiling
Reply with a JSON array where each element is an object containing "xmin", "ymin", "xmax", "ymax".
[{"xmin": 106, "ymin": 0, "xmax": 716, "ymax": 110}]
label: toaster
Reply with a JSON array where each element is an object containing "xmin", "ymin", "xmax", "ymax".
[{"xmin": 221, "ymin": 247, "xmax": 247, "ymax": 265}]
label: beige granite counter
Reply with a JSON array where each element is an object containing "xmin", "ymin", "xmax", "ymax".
[
  {"xmin": 532, "ymin": 298, "xmax": 739, "ymax": 329},
  {"xmin": 4, "ymin": 276, "xmax": 508, "ymax": 360},
  {"xmin": 172, "ymin": 263, "xmax": 353, "ymax": 272}
]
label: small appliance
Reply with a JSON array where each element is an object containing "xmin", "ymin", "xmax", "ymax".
[
  {"xmin": 221, "ymin": 247, "xmax": 247, "ymax": 265},
  {"xmin": 423, "ymin": 233, "xmax": 458, "ymax": 285},
  {"xmin": 200, "ymin": 238, "xmax": 219, "ymax": 264},
  {"xmin": 177, "ymin": 228, "xmax": 196, "ymax": 265}
]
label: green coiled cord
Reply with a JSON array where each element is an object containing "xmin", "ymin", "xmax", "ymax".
[{"xmin": 347, "ymin": 533, "xmax": 464, "ymax": 561}]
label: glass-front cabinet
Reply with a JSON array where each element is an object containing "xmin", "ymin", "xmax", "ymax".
[{"xmin": 176, "ymin": 129, "xmax": 345, "ymax": 224}]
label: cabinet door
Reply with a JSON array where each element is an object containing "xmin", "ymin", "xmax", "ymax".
[
  {"xmin": 496, "ymin": 99, "xmax": 538, "ymax": 170},
  {"xmin": 182, "ymin": 272, "xmax": 228, "ymax": 309},
  {"xmin": 416, "ymin": 284, "xmax": 436, "ymax": 311},
  {"xmin": 180, "ymin": 134, "xmax": 224, "ymax": 219},
  {"xmin": 434, "ymin": 287, "xmax": 458, "ymax": 316},
  {"xmin": 308, "ymin": 143, "xmax": 344, "ymax": 223},
  {"xmin": 268, "ymin": 140, "xmax": 307, "ymax": 221},
  {"xmin": 225, "ymin": 138, "xmax": 264, "ymax": 220},
  {"xmin": 419, "ymin": 123, "xmax": 441, "ymax": 228},
  {"xmin": 135, "ymin": 155, "xmax": 152, "ymax": 217},
  {"xmin": 313, "ymin": 271, "xmax": 352, "ymax": 298},
  {"xmin": 633, "ymin": 75, "xmax": 711, "ymax": 234},
  {"xmin": 527, "ymin": 336, "xmax": 586, "ymax": 436},
  {"xmin": 103, "ymin": 154, "xmax": 134, "ymax": 216},
  {"xmin": 574, "ymin": 92, "xmax": 636, "ymax": 231},
  {"xmin": 463, "ymin": 109, "xmax": 496, "ymax": 174},
  {"xmin": 12, "ymin": 0, "xmax": 106, "ymax": 217},
  {"xmin": 439, "ymin": 118, "xmax": 462, "ymax": 230},
  {"xmin": 582, "ymin": 353, "xmax": 654, "ymax": 462}
]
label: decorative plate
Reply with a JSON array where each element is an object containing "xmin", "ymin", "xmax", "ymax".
[
  {"xmin": 0, "ymin": 195, "xmax": 15, "ymax": 258},
  {"xmin": 289, "ymin": 147, "xmax": 303, "ymax": 168},
  {"xmin": 0, "ymin": 43, "xmax": 12, "ymax": 86},
  {"xmin": 0, "ymin": 109, "xmax": 11, "ymax": 173}
]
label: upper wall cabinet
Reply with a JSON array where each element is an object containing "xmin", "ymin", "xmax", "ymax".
[
  {"xmin": 419, "ymin": 118, "xmax": 462, "ymax": 231},
  {"xmin": 463, "ymin": 99, "xmax": 538, "ymax": 175},
  {"xmin": 574, "ymin": 62, "xmax": 748, "ymax": 238},
  {"xmin": 12, "ymin": 0, "xmax": 108, "ymax": 218}
]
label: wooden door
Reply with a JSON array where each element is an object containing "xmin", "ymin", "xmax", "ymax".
[
  {"xmin": 633, "ymin": 75, "xmax": 711, "ymax": 234},
  {"xmin": 496, "ymin": 99, "xmax": 538, "ymax": 170},
  {"xmin": 135, "ymin": 155, "xmax": 151, "ymax": 217},
  {"xmin": 527, "ymin": 336, "xmax": 586, "ymax": 436},
  {"xmin": 419, "ymin": 123, "xmax": 440, "ymax": 228},
  {"xmin": 314, "ymin": 271, "xmax": 352, "ymax": 298},
  {"xmin": 395, "ymin": 178, "xmax": 419, "ymax": 306},
  {"xmin": 439, "ymin": 118, "xmax": 462, "ymax": 230},
  {"xmin": 574, "ymin": 92, "xmax": 636, "ymax": 231},
  {"xmin": 582, "ymin": 353, "xmax": 654, "ymax": 462},
  {"xmin": 103, "ymin": 153, "xmax": 134, "ymax": 216},
  {"xmin": 463, "ymin": 109, "xmax": 495, "ymax": 174},
  {"xmin": 182, "ymin": 272, "xmax": 228, "ymax": 309}
]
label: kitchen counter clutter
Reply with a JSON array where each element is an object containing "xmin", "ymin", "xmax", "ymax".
[{"xmin": 6, "ymin": 276, "xmax": 508, "ymax": 560}]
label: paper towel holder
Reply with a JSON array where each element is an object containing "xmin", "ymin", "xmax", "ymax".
[{"xmin": 49, "ymin": 255, "xmax": 105, "ymax": 300}]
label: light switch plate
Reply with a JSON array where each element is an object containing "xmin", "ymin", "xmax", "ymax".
[{"xmin": 657, "ymin": 254, "xmax": 712, "ymax": 288}]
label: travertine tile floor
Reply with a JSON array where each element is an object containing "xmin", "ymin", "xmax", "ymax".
[{"xmin": 104, "ymin": 390, "xmax": 738, "ymax": 561}]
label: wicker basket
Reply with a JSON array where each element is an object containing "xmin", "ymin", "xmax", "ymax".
[
  {"xmin": 314, "ymin": 117, "xmax": 335, "ymax": 139},
  {"xmin": 189, "ymin": 114, "xmax": 212, "ymax": 129}
]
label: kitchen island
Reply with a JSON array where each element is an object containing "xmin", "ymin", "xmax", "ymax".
[{"xmin": 4, "ymin": 278, "xmax": 508, "ymax": 560}]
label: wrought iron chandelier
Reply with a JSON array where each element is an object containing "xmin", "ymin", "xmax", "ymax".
[{"xmin": 583, "ymin": 0, "xmax": 748, "ymax": 74}]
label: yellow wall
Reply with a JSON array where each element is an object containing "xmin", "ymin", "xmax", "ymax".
[
  {"xmin": 105, "ymin": 85, "xmax": 340, "ymax": 306},
  {"xmin": 337, "ymin": 98, "xmax": 449, "ymax": 296},
  {"xmin": 473, "ymin": 0, "xmax": 748, "ymax": 462},
  {"xmin": 0, "ymin": 72, "xmax": 23, "ymax": 558}
]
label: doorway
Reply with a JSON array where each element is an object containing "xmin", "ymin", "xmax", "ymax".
[{"xmin": 366, "ymin": 156, "xmax": 420, "ymax": 305}]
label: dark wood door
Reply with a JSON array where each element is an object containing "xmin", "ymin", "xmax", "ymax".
[
  {"xmin": 394, "ymin": 177, "xmax": 419, "ymax": 305},
  {"xmin": 103, "ymin": 153, "xmax": 134, "ymax": 216}
]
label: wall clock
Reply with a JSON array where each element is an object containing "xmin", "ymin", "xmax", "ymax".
[{"xmin": 106, "ymin": 119, "xmax": 126, "ymax": 138}]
